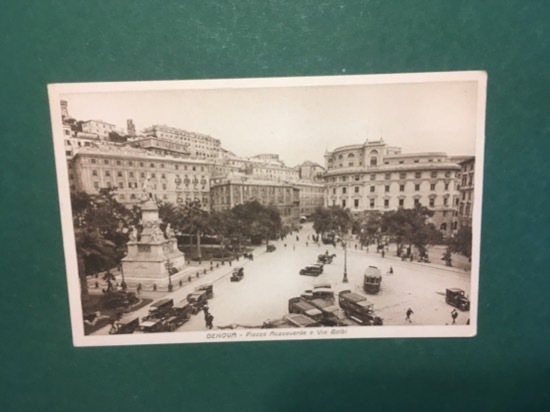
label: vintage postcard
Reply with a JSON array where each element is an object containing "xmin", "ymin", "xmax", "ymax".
[{"xmin": 48, "ymin": 72, "xmax": 486, "ymax": 346}]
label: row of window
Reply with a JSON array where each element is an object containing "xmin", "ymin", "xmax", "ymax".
[
  {"xmin": 333, "ymin": 181, "xmax": 451, "ymax": 195},
  {"xmin": 338, "ymin": 196, "xmax": 450, "ymax": 209},
  {"xmin": 328, "ymin": 170, "xmax": 456, "ymax": 182},
  {"xmin": 88, "ymin": 157, "xmax": 207, "ymax": 171}
]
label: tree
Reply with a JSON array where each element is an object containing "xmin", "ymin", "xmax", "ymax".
[
  {"xmin": 311, "ymin": 206, "xmax": 353, "ymax": 239},
  {"xmin": 71, "ymin": 189, "xmax": 133, "ymax": 298},
  {"xmin": 181, "ymin": 199, "xmax": 211, "ymax": 259},
  {"xmin": 354, "ymin": 211, "xmax": 383, "ymax": 246},
  {"xmin": 451, "ymin": 225, "xmax": 473, "ymax": 260}
]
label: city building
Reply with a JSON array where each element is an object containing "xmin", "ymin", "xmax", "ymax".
[
  {"xmin": 324, "ymin": 139, "xmax": 462, "ymax": 235},
  {"xmin": 244, "ymin": 154, "xmax": 299, "ymax": 182},
  {"xmin": 127, "ymin": 119, "xmax": 136, "ymax": 137},
  {"xmin": 457, "ymin": 156, "xmax": 475, "ymax": 228},
  {"xmin": 128, "ymin": 136, "xmax": 191, "ymax": 158},
  {"xmin": 210, "ymin": 175, "xmax": 300, "ymax": 224},
  {"xmin": 72, "ymin": 145, "xmax": 213, "ymax": 209},
  {"xmin": 143, "ymin": 124, "xmax": 222, "ymax": 160},
  {"xmin": 80, "ymin": 119, "xmax": 117, "ymax": 140},
  {"xmin": 294, "ymin": 180, "xmax": 325, "ymax": 217},
  {"xmin": 294, "ymin": 160, "xmax": 326, "ymax": 182}
]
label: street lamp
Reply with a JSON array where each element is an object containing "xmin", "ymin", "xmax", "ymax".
[
  {"xmin": 165, "ymin": 260, "xmax": 173, "ymax": 291},
  {"xmin": 342, "ymin": 237, "xmax": 349, "ymax": 283}
]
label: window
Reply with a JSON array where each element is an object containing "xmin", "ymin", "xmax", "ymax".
[
  {"xmin": 151, "ymin": 173, "xmax": 156, "ymax": 178},
  {"xmin": 414, "ymin": 160, "xmax": 419, "ymax": 163},
  {"xmin": 415, "ymin": 172, "xmax": 422, "ymax": 178},
  {"xmin": 400, "ymin": 184, "xmax": 405, "ymax": 192},
  {"xmin": 129, "ymin": 172, "xmax": 134, "ymax": 178},
  {"xmin": 415, "ymin": 184, "xmax": 420, "ymax": 191},
  {"xmin": 140, "ymin": 172, "xmax": 145, "ymax": 178},
  {"xmin": 429, "ymin": 198, "xmax": 435, "ymax": 207},
  {"xmin": 354, "ymin": 186, "xmax": 359, "ymax": 193},
  {"xmin": 91, "ymin": 158, "xmax": 96, "ymax": 164},
  {"xmin": 399, "ymin": 199, "xmax": 404, "ymax": 207},
  {"xmin": 370, "ymin": 186, "xmax": 375, "ymax": 193},
  {"xmin": 431, "ymin": 171, "xmax": 437, "ymax": 178},
  {"xmin": 161, "ymin": 173, "xmax": 166, "ymax": 179},
  {"xmin": 385, "ymin": 173, "xmax": 391, "ymax": 180},
  {"xmin": 161, "ymin": 164, "xmax": 165, "ymax": 168},
  {"xmin": 342, "ymin": 199, "xmax": 346, "ymax": 208},
  {"xmin": 342, "ymin": 187, "xmax": 347, "ymax": 194},
  {"xmin": 348, "ymin": 162, "xmax": 354, "ymax": 167},
  {"xmin": 430, "ymin": 183, "xmax": 435, "ymax": 191},
  {"xmin": 443, "ymin": 197, "xmax": 449, "ymax": 206},
  {"xmin": 399, "ymin": 172, "xmax": 406, "ymax": 179},
  {"xmin": 370, "ymin": 199, "xmax": 375, "ymax": 208},
  {"xmin": 65, "ymin": 150, "xmax": 72, "ymax": 156},
  {"xmin": 354, "ymin": 199, "xmax": 359, "ymax": 208},
  {"xmin": 104, "ymin": 159, "xmax": 109, "ymax": 165},
  {"xmin": 116, "ymin": 161, "xmax": 121, "ymax": 166},
  {"xmin": 105, "ymin": 171, "xmax": 110, "ymax": 177},
  {"xmin": 130, "ymin": 194, "xmax": 136, "ymax": 200},
  {"xmin": 399, "ymin": 160, "xmax": 404, "ymax": 164},
  {"xmin": 385, "ymin": 185, "xmax": 390, "ymax": 193},
  {"xmin": 370, "ymin": 157, "xmax": 377, "ymax": 166},
  {"xmin": 354, "ymin": 175, "xmax": 360, "ymax": 181},
  {"xmin": 370, "ymin": 174, "xmax": 376, "ymax": 181},
  {"xmin": 445, "ymin": 183, "xmax": 449, "ymax": 191},
  {"xmin": 93, "ymin": 182, "xmax": 99, "ymax": 189},
  {"xmin": 140, "ymin": 162, "xmax": 144, "ymax": 167},
  {"xmin": 117, "ymin": 171, "xmax": 123, "ymax": 177},
  {"xmin": 333, "ymin": 188, "xmax": 336, "ymax": 194},
  {"xmin": 128, "ymin": 161, "xmax": 133, "ymax": 166},
  {"xmin": 92, "ymin": 170, "xmax": 97, "ymax": 176},
  {"xmin": 414, "ymin": 198, "xmax": 420, "ymax": 206},
  {"xmin": 162, "ymin": 184, "xmax": 167, "ymax": 190},
  {"xmin": 118, "ymin": 182, "xmax": 124, "ymax": 189},
  {"xmin": 445, "ymin": 171, "xmax": 451, "ymax": 177}
]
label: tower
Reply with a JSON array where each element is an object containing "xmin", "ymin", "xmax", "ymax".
[
  {"xmin": 127, "ymin": 119, "xmax": 136, "ymax": 137},
  {"xmin": 60, "ymin": 100, "xmax": 69, "ymax": 119}
]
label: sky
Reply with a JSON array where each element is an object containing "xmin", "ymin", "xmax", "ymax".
[{"xmin": 61, "ymin": 78, "xmax": 481, "ymax": 167}]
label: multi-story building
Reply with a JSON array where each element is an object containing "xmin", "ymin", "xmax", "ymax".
[
  {"xmin": 324, "ymin": 139, "xmax": 462, "ymax": 235},
  {"xmin": 72, "ymin": 145, "xmax": 213, "ymax": 210},
  {"xmin": 457, "ymin": 156, "xmax": 475, "ymax": 228},
  {"xmin": 210, "ymin": 175, "xmax": 300, "ymax": 224},
  {"xmin": 294, "ymin": 180, "xmax": 325, "ymax": 217},
  {"xmin": 244, "ymin": 154, "xmax": 299, "ymax": 182},
  {"xmin": 143, "ymin": 125, "xmax": 222, "ymax": 160},
  {"xmin": 294, "ymin": 161, "xmax": 326, "ymax": 182},
  {"xmin": 128, "ymin": 136, "xmax": 190, "ymax": 158},
  {"xmin": 81, "ymin": 119, "xmax": 117, "ymax": 140}
]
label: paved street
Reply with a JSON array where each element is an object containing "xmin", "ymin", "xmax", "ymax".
[{"xmin": 92, "ymin": 222, "xmax": 471, "ymax": 335}]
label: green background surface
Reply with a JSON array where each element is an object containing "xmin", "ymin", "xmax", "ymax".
[{"xmin": 1, "ymin": 1, "xmax": 549, "ymax": 411}]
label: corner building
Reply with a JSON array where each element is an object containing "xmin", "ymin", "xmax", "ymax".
[{"xmin": 324, "ymin": 139, "xmax": 461, "ymax": 235}]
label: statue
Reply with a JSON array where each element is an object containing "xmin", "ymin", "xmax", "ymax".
[
  {"xmin": 141, "ymin": 177, "xmax": 153, "ymax": 201},
  {"xmin": 129, "ymin": 226, "xmax": 138, "ymax": 241}
]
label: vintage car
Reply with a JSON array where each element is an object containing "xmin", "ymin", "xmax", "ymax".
[
  {"xmin": 339, "ymin": 290, "xmax": 383, "ymax": 326},
  {"xmin": 446, "ymin": 288, "xmax": 470, "ymax": 311},
  {"xmin": 195, "ymin": 283, "xmax": 214, "ymax": 299},
  {"xmin": 187, "ymin": 290, "xmax": 209, "ymax": 313},
  {"xmin": 143, "ymin": 298, "xmax": 174, "ymax": 320},
  {"xmin": 299, "ymin": 264, "xmax": 323, "ymax": 276},
  {"xmin": 363, "ymin": 266, "xmax": 382, "ymax": 294},
  {"xmin": 108, "ymin": 316, "xmax": 140, "ymax": 335},
  {"xmin": 170, "ymin": 299, "xmax": 193, "ymax": 324},
  {"xmin": 266, "ymin": 244, "xmax": 276, "ymax": 252},
  {"xmin": 288, "ymin": 297, "xmax": 324, "ymax": 322},
  {"xmin": 283, "ymin": 314, "xmax": 321, "ymax": 328},
  {"xmin": 136, "ymin": 317, "xmax": 167, "ymax": 333},
  {"xmin": 230, "ymin": 267, "xmax": 244, "ymax": 282}
]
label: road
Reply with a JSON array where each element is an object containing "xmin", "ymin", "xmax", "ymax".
[{"xmin": 92, "ymin": 222, "xmax": 471, "ymax": 335}]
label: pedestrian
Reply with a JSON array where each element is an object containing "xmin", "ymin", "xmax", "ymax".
[
  {"xmin": 136, "ymin": 283, "xmax": 142, "ymax": 295},
  {"xmin": 355, "ymin": 244, "xmax": 357, "ymax": 250},
  {"xmin": 179, "ymin": 279, "xmax": 183, "ymax": 287},
  {"xmin": 202, "ymin": 305, "xmax": 210, "ymax": 320},
  {"xmin": 406, "ymin": 307, "xmax": 414, "ymax": 323},
  {"xmin": 95, "ymin": 281, "xmax": 99, "ymax": 289},
  {"xmin": 389, "ymin": 266, "xmax": 394, "ymax": 275},
  {"xmin": 451, "ymin": 309, "xmax": 458, "ymax": 325},
  {"xmin": 284, "ymin": 243, "xmax": 287, "ymax": 248},
  {"xmin": 296, "ymin": 235, "xmax": 299, "ymax": 241},
  {"xmin": 205, "ymin": 313, "xmax": 214, "ymax": 329},
  {"xmin": 381, "ymin": 250, "xmax": 385, "ymax": 258},
  {"xmin": 466, "ymin": 318, "xmax": 470, "ymax": 325},
  {"xmin": 306, "ymin": 242, "xmax": 308, "ymax": 247}
]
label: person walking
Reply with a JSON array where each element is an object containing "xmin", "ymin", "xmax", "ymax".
[
  {"xmin": 205, "ymin": 313, "xmax": 214, "ymax": 329},
  {"xmin": 406, "ymin": 307, "xmax": 414, "ymax": 323},
  {"xmin": 136, "ymin": 283, "xmax": 142, "ymax": 295},
  {"xmin": 451, "ymin": 309, "xmax": 458, "ymax": 325},
  {"xmin": 389, "ymin": 266, "xmax": 394, "ymax": 275}
]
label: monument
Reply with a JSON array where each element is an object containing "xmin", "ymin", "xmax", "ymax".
[{"xmin": 121, "ymin": 181, "xmax": 186, "ymax": 287}]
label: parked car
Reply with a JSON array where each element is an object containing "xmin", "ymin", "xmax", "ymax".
[
  {"xmin": 266, "ymin": 244, "xmax": 276, "ymax": 252},
  {"xmin": 299, "ymin": 265, "xmax": 323, "ymax": 276},
  {"xmin": 187, "ymin": 290, "xmax": 209, "ymax": 313},
  {"xmin": 339, "ymin": 290, "xmax": 383, "ymax": 326},
  {"xmin": 195, "ymin": 283, "xmax": 214, "ymax": 299},
  {"xmin": 445, "ymin": 288, "xmax": 470, "ymax": 311},
  {"xmin": 288, "ymin": 297, "xmax": 324, "ymax": 322},
  {"xmin": 143, "ymin": 298, "xmax": 174, "ymax": 320},
  {"xmin": 108, "ymin": 316, "xmax": 140, "ymax": 335},
  {"xmin": 283, "ymin": 314, "xmax": 321, "ymax": 328},
  {"xmin": 231, "ymin": 267, "xmax": 244, "ymax": 282}
]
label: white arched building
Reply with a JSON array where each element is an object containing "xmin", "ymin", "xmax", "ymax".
[{"xmin": 324, "ymin": 139, "xmax": 462, "ymax": 235}]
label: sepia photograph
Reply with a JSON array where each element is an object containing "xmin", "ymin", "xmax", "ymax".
[{"xmin": 48, "ymin": 72, "xmax": 486, "ymax": 346}]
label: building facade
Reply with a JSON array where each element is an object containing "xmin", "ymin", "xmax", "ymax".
[
  {"xmin": 72, "ymin": 145, "xmax": 213, "ymax": 209},
  {"xmin": 143, "ymin": 125, "xmax": 221, "ymax": 160},
  {"xmin": 457, "ymin": 156, "xmax": 475, "ymax": 228},
  {"xmin": 81, "ymin": 120, "xmax": 117, "ymax": 140},
  {"xmin": 324, "ymin": 139, "xmax": 462, "ymax": 235},
  {"xmin": 210, "ymin": 176, "xmax": 300, "ymax": 224},
  {"xmin": 294, "ymin": 180, "xmax": 325, "ymax": 217},
  {"xmin": 294, "ymin": 161, "xmax": 326, "ymax": 182}
]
